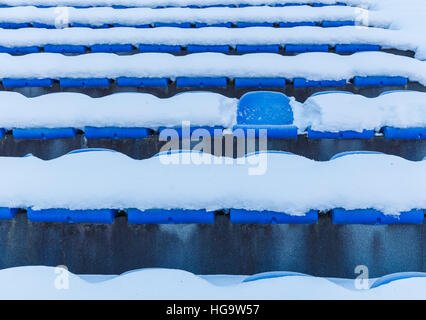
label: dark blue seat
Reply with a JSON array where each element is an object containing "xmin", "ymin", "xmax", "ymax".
[
  {"xmin": 176, "ymin": 77, "xmax": 227, "ymax": 88},
  {"xmin": 27, "ymin": 208, "xmax": 117, "ymax": 224},
  {"xmin": 0, "ymin": 22, "xmax": 31, "ymax": 29},
  {"xmin": 294, "ymin": 78, "xmax": 346, "ymax": 87},
  {"xmin": 335, "ymin": 44, "xmax": 380, "ymax": 53},
  {"xmin": 307, "ymin": 128, "xmax": 374, "ymax": 139},
  {"xmin": 113, "ymin": 23, "xmax": 151, "ymax": 28},
  {"xmin": 0, "ymin": 46, "xmax": 40, "ymax": 54},
  {"xmin": 127, "ymin": 209, "xmax": 215, "ymax": 224},
  {"xmin": 234, "ymin": 78, "xmax": 286, "ymax": 88},
  {"xmin": 2, "ymin": 78, "xmax": 53, "ymax": 88},
  {"xmin": 0, "ymin": 128, "xmax": 5, "ymax": 139},
  {"xmin": 153, "ymin": 22, "xmax": 192, "ymax": 28},
  {"xmin": 353, "ymin": 76, "xmax": 408, "ymax": 87},
  {"xmin": 230, "ymin": 209, "xmax": 318, "ymax": 224},
  {"xmin": 138, "ymin": 44, "xmax": 181, "ymax": 53},
  {"xmin": 91, "ymin": 44, "xmax": 134, "ymax": 53},
  {"xmin": 236, "ymin": 22, "xmax": 274, "ymax": 28},
  {"xmin": 382, "ymin": 127, "xmax": 426, "ymax": 140},
  {"xmin": 59, "ymin": 78, "xmax": 110, "ymax": 88},
  {"xmin": 158, "ymin": 126, "xmax": 224, "ymax": 138},
  {"xmin": 0, "ymin": 208, "xmax": 19, "ymax": 220},
  {"xmin": 322, "ymin": 20, "xmax": 355, "ymax": 27},
  {"xmin": 279, "ymin": 21, "xmax": 316, "ymax": 27},
  {"xmin": 116, "ymin": 77, "xmax": 169, "ymax": 87},
  {"xmin": 44, "ymin": 44, "xmax": 87, "ymax": 54},
  {"xmin": 236, "ymin": 44, "xmax": 279, "ymax": 53},
  {"xmin": 234, "ymin": 91, "xmax": 298, "ymax": 139},
  {"xmin": 13, "ymin": 128, "xmax": 77, "ymax": 140},
  {"xmin": 186, "ymin": 45, "xmax": 230, "ymax": 53},
  {"xmin": 332, "ymin": 208, "xmax": 424, "ymax": 225},
  {"xmin": 285, "ymin": 44, "xmax": 328, "ymax": 53},
  {"xmin": 72, "ymin": 23, "xmax": 110, "ymax": 28},
  {"xmin": 84, "ymin": 127, "xmax": 150, "ymax": 139},
  {"xmin": 194, "ymin": 22, "xmax": 232, "ymax": 28}
]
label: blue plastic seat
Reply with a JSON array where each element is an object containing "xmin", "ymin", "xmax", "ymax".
[
  {"xmin": 0, "ymin": 208, "xmax": 19, "ymax": 220},
  {"xmin": 13, "ymin": 128, "xmax": 77, "ymax": 140},
  {"xmin": 84, "ymin": 127, "xmax": 150, "ymax": 139},
  {"xmin": 91, "ymin": 44, "xmax": 134, "ymax": 53},
  {"xmin": 0, "ymin": 46, "xmax": 40, "ymax": 54},
  {"xmin": 236, "ymin": 22, "xmax": 274, "ymax": 28},
  {"xmin": 236, "ymin": 44, "xmax": 279, "ymax": 53},
  {"xmin": 127, "ymin": 209, "xmax": 215, "ymax": 224},
  {"xmin": 194, "ymin": 22, "xmax": 232, "ymax": 28},
  {"xmin": 285, "ymin": 44, "xmax": 329, "ymax": 53},
  {"xmin": 294, "ymin": 78, "xmax": 346, "ymax": 87},
  {"xmin": 116, "ymin": 77, "xmax": 169, "ymax": 87},
  {"xmin": 370, "ymin": 272, "xmax": 426, "ymax": 289},
  {"xmin": 59, "ymin": 78, "xmax": 110, "ymax": 88},
  {"xmin": 353, "ymin": 76, "xmax": 408, "ymax": 87},
  {"xmin": 176, "ymin": 77, "xmax": 227, "ymax": 88},
  {"xmin": 234, "ymin": 78, "xmax": 286, "ymax": 88},
  {"xmin": 382, "ymin": 127, "xmax": 426, "ymax": 140},
  {"xmin": 0, "ymin": 22, "xmax": 31, "ymax": 29},
  {"xmin": 234, "ymin": 91, "xmax": 298, "ymax": 139},
  {"xmin": 322, "ymin": 20, "xmax": 355, "ymax": 27},
  {"xmin": 307, "ymin": 128, "xmax": 374, "ymax": 139},
  {"xmin": 0, "ymin": 128, "xmax": 5, "ymax": 139},
  {"xmin": 186, "ymin": 45, "xmax": 230, "ymax": 53},
  {"xmin": 113, "ymin": 23, "xmax": 151, "ymax": 28},
  {"xmin": 332, "ymin": 208, "xmax": 424, "ymax": 225},
  {"xmin": 138, "ymin": 44, "xmax": 181, "ymax": 53},
  {"xmin": 158, "ymin": 126, "xmax": 224, "ymax": 138},
  {"xmin": 2, "ymin": 78, "xmax": 53, "ymax": 88},
  {"xmin": 27, "ymin": 208, "xmax": 117, "ymax": 224},
  {"xmin": 230, "ymin": 209, "xmax": 318, "ymax": 224},
  {"xmin": 72, "ymin": 23, "xmax": 110, "ymax": 28},
  {"xmin": 153, "ymin": 22, "xmax": 192, "ymax": 28},
  {"xmin": 335, "ymin": 44, "xmax": 380, "ymax": 53},
  {"xmin": 279, "ymin": 21, "xmax": 316, "ymax": 27},
  {"xmin": 32, "ymin": 22, "xmax": 55, "ymax": 28},
  {"xmin": 44, "ymin": 44, "xmax": 87, "ymax": 54}
]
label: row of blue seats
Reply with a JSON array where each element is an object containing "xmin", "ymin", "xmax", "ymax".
[
  {"xmin": 0, "ymin": 207, "xmax": 423, "ymax": 225},
  {"xmin": 0, "ymin": 76, "xmax": 408, "ymax": 88},
  {"xmin": 0, "ymin": 43, "xmax": 381, "ymax": 55},
  {"xmin": 0, "ymin": 3, "xmax": 346, "ymax": 9},
  {"xmin": 1, "ymin": 126, "xmax": 424, "ymax": 140},
  {"xmin": 0, "ymin": 20, "xmax": 356, "ymax": 29}
]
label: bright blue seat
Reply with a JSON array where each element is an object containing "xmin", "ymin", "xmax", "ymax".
[
  {"xmin": 279, "ymin": 21, "xmax": 316, "ymax": 27},
  {"xmin": 236, "ymin": 22, "xmax": 274, "ymax": 28},
  {"xmin": 236, "ymin": 44, "xmax": 279, "ymax": 53},
  {"xmin": 44, "ymin": 44, "xmax": 87, "ymax": 54},
  {"xmin": 285, "ymin": 44, "xmax": 328, "ymax": 53},
  {"xmin": 234, "ymin": 78, "xmax": 286, "ymax": 88},
  {"xmin": 27, "ymin": 208, "xmax": 117, "ymax": 224},
  {"xmin": 176, "ymin": 77, "xmax": 227, "ymax": 88},
  {"xmin": 230, "ymin": 209, "xmax": 318, "ymax": 224},
  {"xmin": 13, "ymin": 128, "xmax": 77, "ymax": 140},
  {"xmin": 59, "ymin": 78, "xmax": 110, "ymax": 88},
  {"xmin": 0, "ymin": 22, "xmax": 31, "ymax": 29},
  {"xmin": 84, "ymin": 127, "xmax": 150, "ymax": 139},
  {"xmin": 153, "ymin": 22, "xmax": 192, "ymax": 28},
  {"xmin": 307, "ymin": 128, "xmax": 374, "ymax": 139},
  {"xmin": 91, "ymin": 44, "xmax": 134, "ymax": 53},
  {"xmin": 382, "ymin": 127, "xmax": 426, "ymax": 140},
  {"xmin": 138, "ymin": 44, "xmax": 181, "ymax": 53},
  {"xmin": 158, "ymin": 126, "xmax": 224, "ymax": 138},
  {"xmin": 353, "ymin": 76, "xmax": 408, "ymax": 87},
  {"xmin": 234, "ymin": 91, "xmax": 298, "ymax": 139},
  {"xmin": 127, "ymin": 209, "xmax": 215, "ymax": 224},
  {"xmin": 2, "ymin": 78, "xmax": 53, "ymax": 88},
  {"xmin": 322, "ymin": 20, "xmax": 355, "ymax": 27},
  {"xmin": 194, "ymin": 22, "xmax": 232, "ymax": 28},
  {"xmin": 32, "ymin": 22, "xmax": 55, "ymax": 28},
  {"xmin": 116, "ymin": 77, "xmax": 169, "ymax": 87},
  {"xmin": 72, "ymin": 23, "xmax": 110, "ymax": 28},
  {"xmin": 335, "ymin": 44, "xmax": 380, "ymax": 53},
  {"xmin": 0, "ymin": 128, "xmax": 5, "ymax": 139},
  {"xmin": 313, "ymin": 2, "xmax": 345, "ymax": 6},
  {"xmin": 0, "ymin": 208, "xmax": 19, "ymax": 220},
  {"xmin": 332, "ymin": 208, "xmax": 424, "ymax": 225},
  {"xmin": 0, "ymin": 46, "xmax": 40, "ymax": 54},
  {"xmin": 113, "ymin": 23, "xmax": 151, "ymax": 28},
  {"xmin": 186, "ymin": 45, "xmax": 229, "ymax": 53},
  {"xmin": 294, "ymin": 78, "xmax": 346, "ymax": 87}
]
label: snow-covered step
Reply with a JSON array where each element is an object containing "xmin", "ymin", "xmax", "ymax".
[
  {"xmin": 0, "ymin": 0, "xmax": 361, "ymax": 9},
  {"xmin": 0, "ymin": 52, "xmax": 422, "ymax": 89},
  {"xmin": 0, "ymin": 150, "xmax": 423, "ymax": 224},
  {"xmin": 0, "ymin": 6, "xmax": 379, "ymax": 29},
  {"xmin": 0, "ymin": 26, "xmax": 415, "ymax": 57},
  {"xmin": 0, "ymin": 90, "xmax": 425, "ymax": 141}
]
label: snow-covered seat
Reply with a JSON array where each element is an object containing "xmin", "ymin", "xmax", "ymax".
[
  {"xmin": 230, "ymin": 209, "xmax": 318, "ymax": 224},
  {"xmin": 332, "ymin": 208, "xmax": 424, "ymax": 225},
  {"xmin": 27, "ymin": 208, "xmax": 117, "ymax": 223},
  {"xmin": 127, "ymin": 209, "xmax": 215, "ymax": 224}
]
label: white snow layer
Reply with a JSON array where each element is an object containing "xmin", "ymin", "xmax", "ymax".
[
  {"xmin": 1, "ymin": 91, "xmax": 426, "ymax": 132},
  {"xmin": 0, "ymin": 92, "xmax": 238, "ymax": 129},
  {"xmin": 0, "ymin": 51, "xmax": 425, "ymax": 83},
  {"xmin": 1, "ymin": 266, "xmax": 426, "ymax": 300},
  {"xmin": 0, "ymin": 0, "xmax": 371, "ymax": 9},
  {"xmin": 0, "ymin": 151, "xmax": 424, "ymax": 214}
]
